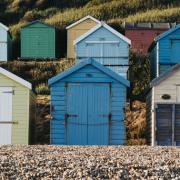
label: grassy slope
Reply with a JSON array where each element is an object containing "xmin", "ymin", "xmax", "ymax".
[{"xmin": 0, "ymin": 0, "xmax": 178, "ymax": 38}]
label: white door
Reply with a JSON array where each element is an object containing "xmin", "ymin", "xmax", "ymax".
[
  {"xmin": 0, "ymin": 87, "xmax": 13, "ymax": 145},
  {"xmin": 0, "ymin": 42, "xmax": 7, "ymax": 61}
]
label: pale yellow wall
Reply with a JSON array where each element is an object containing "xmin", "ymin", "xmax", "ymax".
[
  {"xmin": 29, "ymin": 91, "xmax": 36, "ymax": 144},
  {"xmin": 153, "ymin": 70, "xmax": 180, "ymax": 103},
  {"xmin": 67, "ymin": 18, "xmax": 98, "ymax": 58},
  {"xmin": 0, "ymin": 73, "xmax": 30, "ymax": 145}
]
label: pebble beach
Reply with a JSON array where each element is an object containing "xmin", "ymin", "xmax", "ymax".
[{"xmin": 0, "ymin": 146, "xmax": 180, "ymax": 179}]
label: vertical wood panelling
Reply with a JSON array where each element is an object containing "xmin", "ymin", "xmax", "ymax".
[
  {"xmin": 75, "ymin": 26, "xmax": 129, "ymax": 78},
  {"xmin": 0, "ymin": 87, "xmax": 12, "ymax": 145},
  {"xmin": 21, "ymin": 22, "xmax": 56, "ymax": 59},
  {"xmin": 0, "ymin": 73, "xmax": 32, "ymax": 145},
  {"xmin": 0, "ymin": 26, "xmax": 8, "ymax": 61},
  {"xmin": 67, "ymin": 18, "xmax": 98, "ymax": 58},
  {"xmin": 50, "ymin": 64, "xmax": 127, "ymax": 145},
  {"xmin": 150, "ymin": 27, "xmax": 180, "ymax": 78}
]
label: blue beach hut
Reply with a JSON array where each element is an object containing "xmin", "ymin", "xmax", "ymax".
[
  {"xmin": 149, "ymin": 24, "xmax": 180, "ymax": 78},
  {"xmin": 74, "ymin": 22, "xmax": 131, "ymax": 79},
  {"xmin": 48, "ymin": 58, "xmax": 130, "ymax": 145}
]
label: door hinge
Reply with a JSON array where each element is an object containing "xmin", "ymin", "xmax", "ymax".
[{"xmin": 3, "ymin": 90, "xmax": 14, "ymax": 95}]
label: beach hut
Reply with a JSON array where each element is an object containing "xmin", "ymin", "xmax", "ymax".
[
  {"xmin": 74, "ymin": 22, "xmax": 131, "ymax": 79},
  {"xmin": 66, "ymin": 15, "xmax": 100, "ymax": 59},
  {"xmin": 48, "ymin": 58, "xmax": 130, "ymax": 145},
  {"xmin": 21, "ymin": 20, "xmax": 56, "ymax": 59},
  {"xmin": 0, "ymin": 67, "xmax": 36, "ymax": 145},
  {"xmin": 0, "ymin": 23, "xmax": 12, "ymax": 61},
  {"xmin": 149, "ymin": 24, "xmax": 180, "ymax": 79},
  {"xmin": 124, "ymin": 22, "xmax": 175, "ymax": 54},
  {"xmin": 146, "ymin": 64, "xmax": 180, "ymax": 146}
]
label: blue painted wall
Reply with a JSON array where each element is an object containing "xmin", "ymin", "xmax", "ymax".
[
  {"xmin": 50, "ymin": 64, "xmax": 127, "ymax": 145},
  {"xmin": 150, "ymin": 26, "xmax": 180, "ymax": 78},
  {"xmin": 75, "ymin": 27, "xmax": 130, "ymax": 79}
]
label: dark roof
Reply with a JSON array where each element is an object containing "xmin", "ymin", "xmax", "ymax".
[
  {"xmin": 21, "ymin": 20, "xmax": 56, "ymax": 29},
  {"xmin": 123, "ymin": 22, "xmax": 176, "ymax": 29},
  {"xmin": 150, "ymin": 63, "xmax": 180, "ymax": 87}
]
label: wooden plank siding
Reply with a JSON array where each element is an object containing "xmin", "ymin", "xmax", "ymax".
[
  {"xmin": 0, "ymin": 73, "xmax": 31, "ymax": 144},
  {"xmin": 67, "ymin": 18, "xmax": 98, "ymax": 59},
  {"xmin": 148, "ymin": 65, "xmax": 180, "ymax": 146},
  {"xmin": 146, "ymin": 90, "xmax": 152, "ymax": 145},
  {"xmin": 0, "ymin": 24, "xmax": 11, "ymax": 61},
  {"xmin": 29, "ymin": 91, "xmax": 36, "ymax": 144},
  {"xmin": 150, "ymin": 26, "xmax": 180, "ymax": 78},
  {"xmin": 125, "ymin": 29, "xmax": 165, "ymax": 54},
  {"xmin": 75, "ymin": 26, "xmax": 130, "ymax": 78},
  {"xmin": 21, "ymin": 21, "xmax": 56, "ymax": 59},
  {"xmin": 50, "ymin": 64, "xmax": 127, "ymax": 145}
]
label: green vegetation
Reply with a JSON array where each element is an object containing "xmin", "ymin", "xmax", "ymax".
[
  {"xmin": 0, "ymin": 59, "xmax": 75, "ymax": 94},
  {"xmin": 0, "ymin": 0, "xmax": 179, "ymax": 40}
]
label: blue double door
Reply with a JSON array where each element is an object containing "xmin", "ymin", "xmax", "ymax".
[{"xmin": 66, "ymin": 83, "xmax": 110, "ymax": 145}]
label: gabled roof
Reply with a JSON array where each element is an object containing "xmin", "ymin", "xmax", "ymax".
[
  {"xmin": 154, "ymin": 24, "xmax": 180, "ymax": 41},
  {"xmin": 0, "ymin": 67, "xmax": 32, "ymax": 89},
  {"xmin": 66, "ymin": 15, "xmax": 100, "ymax": 30},
  {"xmin": 150, "ymin": 63, "xmax": 180, "ymax": 87},
  {"xmin": 21, "ymin": 20, "xmax": 55, "ymax": 29},
  {"xmin": 48, "ymin": 58, "xmax": 130, "ymax": 87},
  {"xmin": 74, "ymin": 22, "xmax": 131, "ymax": 45},
  {"xmin": 149, "ymin": 24, "xmax": 180, "ymax": 52},
  {"xmin": 0, "ymin": 23, "xmax": 9, "ymax": 31}
]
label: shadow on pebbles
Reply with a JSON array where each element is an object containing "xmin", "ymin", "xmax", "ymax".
[{"xmin": 0, "ymin": 146, "xmax": 180, "ymax": 179}]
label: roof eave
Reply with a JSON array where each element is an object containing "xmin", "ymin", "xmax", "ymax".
[
  {"xmin": 48, "ymin": 58, "xmax": 130, "ymax": 87},
  {"xmin": 74, "ymin": 22, "xmax": 131, "ymax": 45},
  {"xmin": 0, "ymin": 68, "xmax": 32, "ymax": 89},
  {"xmin": 66, "ymin": 15, "xmax": 101, "ymax": 30}
]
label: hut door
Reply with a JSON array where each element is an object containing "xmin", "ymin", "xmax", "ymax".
[
  {"xmin": 66, "ymin": 83, "xmax": 88, "ymax": 145},
  {"xmin": 66, "ymin": 83, "xmax": 110, "ymax": 145},
  {"xmin": 87, "ymin": 83, "xmax": 110, "ymax": 145},
  {"xmin": 0, "ymin": 42, "xmax": 7, "ymax": 61},
  {"xmin": 0, "ymin": 87, "xmax": 13, "ymax": 145},
  {"xmin": 156, "ymin": 104, "xmax": 173, "ymax": 145}
]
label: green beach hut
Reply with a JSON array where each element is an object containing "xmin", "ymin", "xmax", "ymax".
[{"xmin": 21, "ymin": 20, "xmax": 56, "ymax": 59}]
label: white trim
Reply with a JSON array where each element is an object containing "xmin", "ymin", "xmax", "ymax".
[
  {"xmin": 156, "ymin": 42, "xmax": 159, "ymax": 77},
  {"xmin": 0, "ymin": 67, "xmax": 32, "ymax": 89},
  {"xmin": 66, "ymin": 15, "xmax": 100, "ymax": 29},
  {"xmin": 85, "ymin": 41, "xmax": 120, "ymax": 44},
  {"xmin": 151, "ymin": 87, "xmax": 155, "ymax": 146},
  {"xmin": 74, "ymin": 22, "xmax": 131, "ymax": 45},
  {"xmin": 0, "ymin": 23, "xmax": 9, "ymax": 31}
]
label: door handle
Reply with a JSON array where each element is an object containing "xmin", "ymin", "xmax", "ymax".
[{"xmin": 65, "ymin": 114, "xmax": 78, "ymax": 119}]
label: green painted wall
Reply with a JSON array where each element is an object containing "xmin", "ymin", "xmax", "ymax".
[
  {"xmin": 0, "ymin": 73, "xmax": 34, "ymax": 145},
  {"xmin": 21, "ymin": 22, "xmax": 56, "ymax": 59}
]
